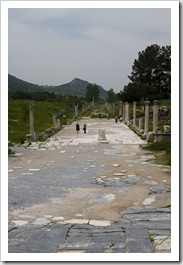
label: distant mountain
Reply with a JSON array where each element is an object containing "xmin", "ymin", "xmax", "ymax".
[
  {"xmin": 8, "ymin": 74, "xmax": 44, "ymax": 92},
  {"xmin": 8, "ymin": 74, "xmax": 107, "ymax": 99}
]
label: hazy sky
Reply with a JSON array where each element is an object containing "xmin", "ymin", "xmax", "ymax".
[{"xmin": 8, "ymin": 6, "xmax": 171, "ymax": 93}]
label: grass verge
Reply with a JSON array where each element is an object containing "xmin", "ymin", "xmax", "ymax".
[
  {"xmin": 142, "ymin": 140, "xmax": 171, "ymax": 166},
  {"xmin": 8, "ymin": 99, "xmax": 74, "ymax": 143}
]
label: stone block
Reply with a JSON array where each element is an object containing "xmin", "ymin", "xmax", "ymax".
[
  {"xmin": 98, "ymin": 129, "xmax": 107, "ymax": 141},
  {"xmin": 12, "ymin": 220, "xmax": 29, "ymax": 226},
  {"xmin": 39, "ymin": 132, "xmax": 48, "ymax": 140},
  {"xmin": 150, "ymin": 186, "xmax": 169, "ymax": 193},
  {"xmin": 147, "ymin": 131, "xmax": 154, "ymax": 141},
  {"xmin": 154, "ymin": 133, "xmax": 171, "ymax": 142},
  {"xmin": 153, "ymin": 236, "xmax": 171, "ymax": 252},
  {"xmin": 45, "ymin": 128, "xmax": 53, "ymax": 134},
  {"xmin": 89, "ymin": 220, "xmax": 111, "ymax": 227},
  {"xmin": 164, "ymin": 125, "xmax": 171, "ymax": 133},
  {"xmin": 26, "ymin": 134, "xmax": 33, "ymax": 142},
  {"xmin": 126, "ymin": 228, "xmax": 154, "ymax": 253},
  {"xmin": 64, "ymin": 219, "xmax": 89, "ymax": 224},
  {"xmin": 32, "ymin": 218, "xmax": 50, "ymax": 225}
]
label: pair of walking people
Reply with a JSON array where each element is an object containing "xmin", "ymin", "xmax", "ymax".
[{"xmin": 76, "ymin": 122, "xmax": 87, "ymax": 134}]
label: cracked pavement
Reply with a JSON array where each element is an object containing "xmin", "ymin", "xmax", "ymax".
[{"xmin": 8, "ymin": 118, "xmax": 171, "ymax": 254}]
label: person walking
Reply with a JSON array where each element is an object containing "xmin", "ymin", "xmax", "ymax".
[
  {"xmin": 76, "ymin": 122, "xmax": 80, "ymax": 134},
  {"xmin": 83, "ymin": 123, "xmax": 87, "ymax": 134}
]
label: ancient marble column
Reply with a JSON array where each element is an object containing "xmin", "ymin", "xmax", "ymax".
[
  {"xmin": 56, "ymin": 119, "xmax": 61, "ymax": 129},
  {"xmin": 119, "ymin": 101, "xmax": 123, "ymax": 117},
  {"xmin": 123, "ymin": 103, "xmax": 125, "ymax": 120},
  {"xmin": 144, "ymin": 101, "xmax": 150, "ymax": 135},
  {"xmin": 53, "ymin": 114, "xmax": 56, "ymax": 127},
  {"xmin": 98, "ymin": 129, "xmax": 107, "ymax": 141},
  {"xmin": 133, "ymin": 101, "xmax": 137, "ymax": 128},
  {"xmin": 153, "ymin": 100, "xmax": 159, "ymax": 132},
  {"xmin": 124, "ymin": 102, "xmax": 128, "ymax": 122},
  {"xmin": 139, "ymin": 118, "xmax": 143, "ymax": 131},
  {"xmin": 29, "ymin": 100, "xmax": 35, "ymax": 140},
  {"xmin": 108, "ymin": 102, "xmax": 111, "ymax": 113},
  {"xmin": 125, "ymin": 102, "xmax": 130, "ymax": 122},
  {"xmin": 75, "ymin": 104, "xmax": 78, "ymax": 117}
]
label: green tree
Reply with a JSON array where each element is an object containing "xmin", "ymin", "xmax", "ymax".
[
  {"xmin": 123, "ymin": 44, "xmax": 171, "ymax": 102},
  {"xmin": 117, "ymin": 82, "xmax": 159, "ymax": 103},
  {"xmin": 152, "ymin": 45, "xmax": 171, "ymax": 98},
  {"xmin": 106, "ymin": 88, "xmax": 117, "ymax": 103},
  {"xmin": 85, "ymin": 83, "xmax": 100, "ymax": 102}
]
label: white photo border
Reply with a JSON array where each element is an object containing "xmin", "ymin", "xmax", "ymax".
[{"xmin": 1, "ymin": 0, "xmax": 179, "ymax": 262}]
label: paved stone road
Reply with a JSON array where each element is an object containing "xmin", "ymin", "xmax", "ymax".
[{"xmin": 8, "ymin": 118, "xmax": 171, "ymax": 253}]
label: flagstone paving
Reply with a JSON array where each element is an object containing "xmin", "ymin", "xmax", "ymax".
[{"xmin": 8, "ymin": 118, "xmax": 171, "ymax": 253}]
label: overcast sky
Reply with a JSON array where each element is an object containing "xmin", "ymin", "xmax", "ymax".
[{"xmin": 8, "ymin": 6, "xmax": 171, "ymax": 93}]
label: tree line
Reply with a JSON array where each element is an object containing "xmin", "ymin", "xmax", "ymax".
[
  {"xmin": 8, "ymin": 83, "xmax": 102, "ymax": 103},
  {"xmin": 8, "ymin": 90, "xmax": 57, "ymax": 101},
  {"xmin": 9, "ymin": 44, "xmax": 171, "ymax": 104},
  {"xmin": 84, "ymin": 44, "xmax": 171, "ymax": 104},
  {"xmin": 118, "ymin": 44, "xmax": 171, "ymax": 103}
]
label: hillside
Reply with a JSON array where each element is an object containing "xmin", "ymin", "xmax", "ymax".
[
  {"xmin": 8, "ymin": 74, "xmax": 44, "ymax": 92},
  {"xmin": 8, "ymin": 74, "xmax": 107, "ymax": 98}
]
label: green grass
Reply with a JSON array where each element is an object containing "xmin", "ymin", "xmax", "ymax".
[
  {"xmin": 142, "ymin": 140, "xmax": 171, "ymax": 165},
  {"xmin": 143, "ymin": 140, "xmax": 171, "ymax": 152},
  {"xmin": 154, "ymin": 152, "xmax": 171, "ymax": 166},
  {"xmin": 158, "ymin": 99, "xmax": 171, "ymax": 108},
  {"xmin": 8, "ymin": 99, "xmax": 75, "ymax": 143}
]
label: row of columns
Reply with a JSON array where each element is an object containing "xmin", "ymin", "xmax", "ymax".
[
  {"xmin": 28, "ymin": 101, "xmax": 63, "ymax": 142},
  {"xmin": 119, "ymin": 100, "xmax": 159, "ymax": 135},
  {"xmin": 52, "ymin": 114, "xmax": 61, "ymax": 129},
  {"xmin": 75, "ymin": 103, "xmax": 92, "ymax": 117},
  {"xmin": 56, "ymin": 101, "xmax": 157, "ymax": 135},
  {"xmin": 29, "ymin": 102, "xmax": 89, "ymax": 138},
  {"xmin": 144, "ymin": 100, "xmax": 159, "ymax": 134},
  {"xmin": 28, "ymin": 100, "xmax": 159, "ymax": 141}
]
